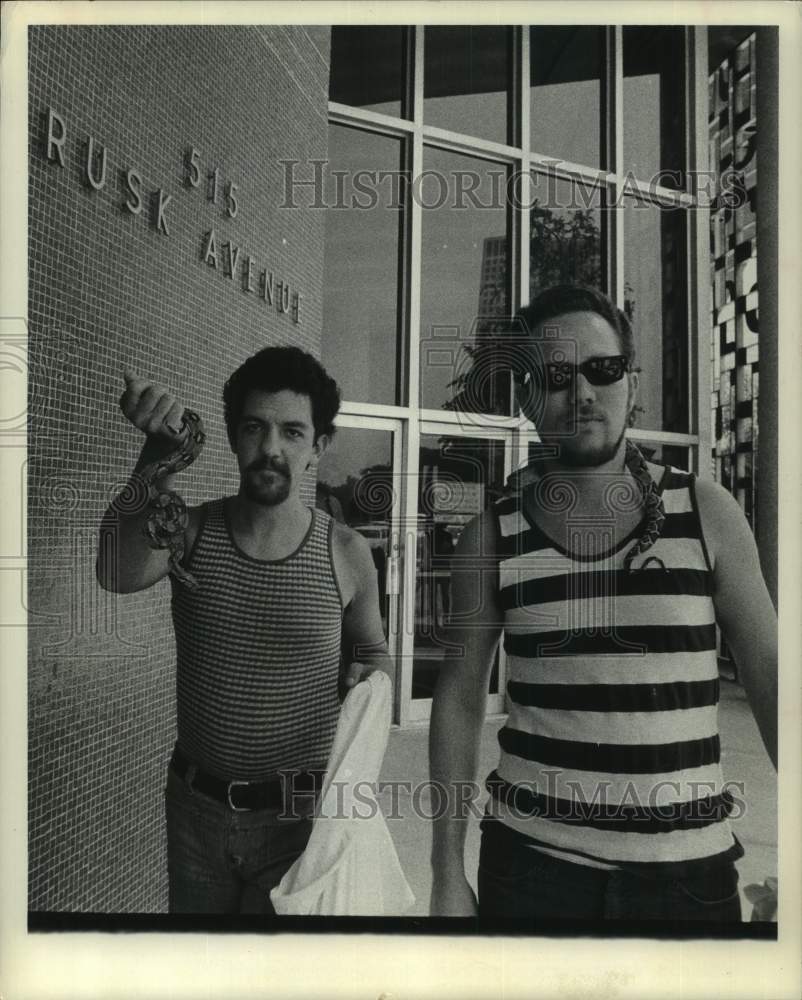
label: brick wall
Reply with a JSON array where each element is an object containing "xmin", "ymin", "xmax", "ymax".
[{"xmin": 27, "ymin": 24, "xmax": 331, "ymax": 912}]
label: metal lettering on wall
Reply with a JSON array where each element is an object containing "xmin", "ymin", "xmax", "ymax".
[{"xmin": 42, "ymin": 107, "xmax": 303, "ymax": 325}]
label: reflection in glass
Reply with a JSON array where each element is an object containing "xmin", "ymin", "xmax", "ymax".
[
  {"xmin": 424, "ymin": 26, "xmax": 512, "ymax": 145},
  {"xmin": 623, "ymin": 199, "xmax": 688, "ymax": 433},
  {"xmin": 530, "ymin": 26, "xmax": 604, "ymax": 168},
  {"xmin": 623, "ymin": 27, "xmax": 686, "ymax": 188},
  {"xmin": 420, "ymin": 147, "xmax": 510, "ymax": 414},
  {"xmin": 329, "ymin": 26, "xmax": 409, "ymax": 118},
  {"xmin": 528, "ymin": 173, "xmax": 604, "ymax": 301},
  {"xmin": 316, "ymin": 426, "xmax": 395, "ymax": 637},
  {"xmin": 321, "ymin": 124, "xmax": 404, "ymax": 406},
  {"xmin": 412, "ymin": 435, "xmax": 505, "ymax": 699}
]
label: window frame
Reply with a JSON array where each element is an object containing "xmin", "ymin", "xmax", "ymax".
[{"xmin": 326, "ymin": 24, "xmax": 711, "ymax": 726}]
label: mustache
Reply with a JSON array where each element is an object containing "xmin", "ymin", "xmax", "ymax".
[{"xmin": 246, "ymin": 457, "xmax": 290, "ymax": 476}]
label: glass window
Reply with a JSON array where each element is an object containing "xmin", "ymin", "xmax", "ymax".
[
  {"xmin": 529, "ymin": 26, "xmax": 604, "ymax": 168},
  {"xmin": 321, "ymin": 124, "xmax": 405, "ymax": 406},
  {"xmin": 623, "ymin": 26, "xmax": 686, "ymax": 188},
  {"xmin": 623, "ymin": 198, "xmax": 689, "ymax": 433},
  {"xmin": 316, "ymin": 426, "xmax": 396, "ymax": 636},
  {"xmin": 419, "ymin": 147, "xmax": 510, "ymax": 413},
  {"xmin": 528, "ymin": 173, "xmax": 605, "ymax": 301},
  {"xmin": 323, "ymin": 23, "xmax": 703, "ymax": 725},
  {"xmin": 424, "ymin": 26, "xmax": 513, "ymax": 145},
  {"xmin": 412, "ymin": 434, "xmax": 506, "ymax": 699},
  {"xmin": 329, "ymin": 26, "xmax": 410, "ymax": 118}
]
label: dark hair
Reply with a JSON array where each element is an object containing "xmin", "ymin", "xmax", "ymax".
[
  {"xmin": 223, "ymin": 346, "xmax": 341, "ymax": 446},
  {"xmin": 514, "ymin": 284, "xmax": 636, "ymax": 364}
]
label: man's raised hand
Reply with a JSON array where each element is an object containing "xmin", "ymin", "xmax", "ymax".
[{"xmin": 120, "ymin": 369, "xmax": 188, "ymax": 446}]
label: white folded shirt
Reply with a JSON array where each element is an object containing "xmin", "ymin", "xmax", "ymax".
[{"xmin": 270, "ymin": 669, "xmax": 415, "ymax": 916}]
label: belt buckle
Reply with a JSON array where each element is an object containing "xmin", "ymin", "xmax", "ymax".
[{"xmin": 226, "ymin": 780, "xmax": 251, "ymax": 812}]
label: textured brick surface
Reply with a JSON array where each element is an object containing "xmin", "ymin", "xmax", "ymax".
[{"xmin": 27, "ymin": 24, "xmax": 331, "ymax": 912}]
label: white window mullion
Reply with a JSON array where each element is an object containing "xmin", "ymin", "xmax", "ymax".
[
  {"xmin": 518, "ymin": 27, "xmax": 531, "ymax": 315},
  {"xmin": 397, "ymin": 25, "xmax": 425, "ymax": 728},
  {"xmin": 609, "ymin": 25, "xmax": 625, "ymax": 305},
  {"xmin": 327, "ymin": 101, "xmax": 415, "ymax": 137},
  {"xmin": 687, "ymin": 25, "xmax": 712, "ymax": 478}
]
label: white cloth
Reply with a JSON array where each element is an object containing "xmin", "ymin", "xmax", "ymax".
[{"xmin": 270, "ymin": 669, "xmax": 415, "ymax": 916}]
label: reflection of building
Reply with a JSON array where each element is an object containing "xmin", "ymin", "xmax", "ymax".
[
  {"xmin": 478, "ymin": 204, "xmax": 604, "ymax": 321},
  {"xmin": 466, "ymin": 213, "xmax": 603, "ymax": 414},
  {"xmin": 709, "ymin": 32, "xmax": 759, "ymax": 524},
  {"xmin": 656, "ymin": 210, "xmax": 688, "ymax": 435},
  {"xmin": 478, "ymin": 235, "xmax": 507, "ymax": 316}
]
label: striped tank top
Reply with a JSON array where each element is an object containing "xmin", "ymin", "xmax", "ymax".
[
  {"xmin": 171, "ymin": 499, "xmax": 343, "ymax": 781},
  {"xmin": 488, "ymin": 464, "xmax": 742, "ymax": 877}
]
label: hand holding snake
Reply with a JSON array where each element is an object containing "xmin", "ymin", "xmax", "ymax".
[{"xmin": 119, "ymin": 370, "xmax": 205, "ymax": 589}]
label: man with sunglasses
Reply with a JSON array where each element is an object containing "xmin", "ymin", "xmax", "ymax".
[{"xmin": 429, "ymin": 284, "xmax": 777, "ymax": 923}]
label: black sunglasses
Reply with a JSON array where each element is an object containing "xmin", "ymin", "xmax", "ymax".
[{"xmin": 530, "ymin": 355, "xmax": 630, "ymax": 391}]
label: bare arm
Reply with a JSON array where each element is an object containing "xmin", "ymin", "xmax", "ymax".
[
  {"xmin": 96, "ymin": 371, "xmax": 199, "ymax": 594},
  {"xmin": 335, "ymin": 527, "xmax": 395, "ymax": 687},
  {"xmin": 695, "ymin": 477, "xmax": 777, "ymax": 768},
  {"xmin": 429, "ymin": 510, "xmax": 502, "ymax": 916}
]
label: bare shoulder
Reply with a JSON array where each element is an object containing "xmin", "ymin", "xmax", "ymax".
[
  {"xmin": 330, "ymin": 519, "xmax": 373, "ymax": 565},
  {"xmin": 329, "ymin": 519, "xmax": 376, "ymax": 606},
  {"xmin": 693, "ymin": 476, "xmax": 754, "ymax": 567},
  {"xmin": 449, "ymin": 507, "xmax": 503, "ymax": 632},
  {"xmin": 183, "ymin": 503, "xmax": 207, "ymax": 555},
  {"xmin": 693, "ymin": 476, "xmax": 745, "ymax": 527},
  {"xmin": 454, "ymin": 507, "xmax": 500, "ymax": 559}
]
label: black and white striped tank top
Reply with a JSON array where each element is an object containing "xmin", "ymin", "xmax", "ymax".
[
  {"xmin": 171, "ymin": 500, "xmax": 343, "ymax": 781},
  {"xmin": 488, "ymin": 465, "xmax": 742, "ymax": 876}
]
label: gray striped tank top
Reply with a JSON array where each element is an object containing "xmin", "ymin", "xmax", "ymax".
[
  {"xmin": 488, "ymin": 465, "xmax": 742, "ymax": 876},
  {"xmin": 171, "ymin": 499, "xmax": 343, "ymax": 780}
]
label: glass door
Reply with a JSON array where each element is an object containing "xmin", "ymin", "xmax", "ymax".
[{"xmin": 402, "ymin": 422, "xmax": 513, "ymax": 722}]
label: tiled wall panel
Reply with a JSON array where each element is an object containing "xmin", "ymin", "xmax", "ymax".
[
  {"xmin": 27, "ymin": 24, "xmax": 331, "ymax": 912},
  {"xmin": 709, "ymin": 34, "xmax": 759, "ymax": 522}
]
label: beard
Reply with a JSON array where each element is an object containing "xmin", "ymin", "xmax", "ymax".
[
  {"xmin": 242, "ymin": 457, "xmax": 292, "ymax": 506},
  {"xmin": 552, "ymin": 421, "xmax": 628, "ymax": 468}
]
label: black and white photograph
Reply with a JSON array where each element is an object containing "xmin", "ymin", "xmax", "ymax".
[{"xmin": 2, "ymin": 1, "xmax": 800, "ymax": 997}]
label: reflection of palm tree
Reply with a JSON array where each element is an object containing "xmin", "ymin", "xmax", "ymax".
[
  {"xmin": 446, "ymin": 204, "xmax": 636, "ymax": 414},
  {"xmin": 528, "ymin": 201, "xmax": 602, "ymax": 298},
  {"xmin": 350, "ymin": 463, "xmax": 394, "ymax": 523},
  {"xmin": 446, "ymin": 203, "xmax": 599, "ymax": 413},
  {"xmin": 319, "ymin": 464, "xmax": 395, "ymax": 524},
  {"xmin": 315, "ymin": 481, "xmax": 346, "ymax": 523}
]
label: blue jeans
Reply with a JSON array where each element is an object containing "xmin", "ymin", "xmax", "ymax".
[
  {"xmin": 478, "ymin": 821, "xmax": 742, "ymax": 923},
  {"xmin": 164, "ymin": 766, "xmax": 314, "ymax": 914}
]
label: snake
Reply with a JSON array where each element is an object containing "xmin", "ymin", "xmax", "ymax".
[
  {"xmin": 139, "ymin": 409, "xmax": 206, "ymax": 590},
  {"xmin": 621, "ymin": 439, "xmax": 668, "ymax": 572}
]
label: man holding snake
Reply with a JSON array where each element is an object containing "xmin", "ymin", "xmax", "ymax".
[
  {"xmin": 429, "ymin": 285, "xmax": 777, "ymax": 923},
  {"xmin": 98, "ymin": 346, "xmax": 391, "ymax": 914}
]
